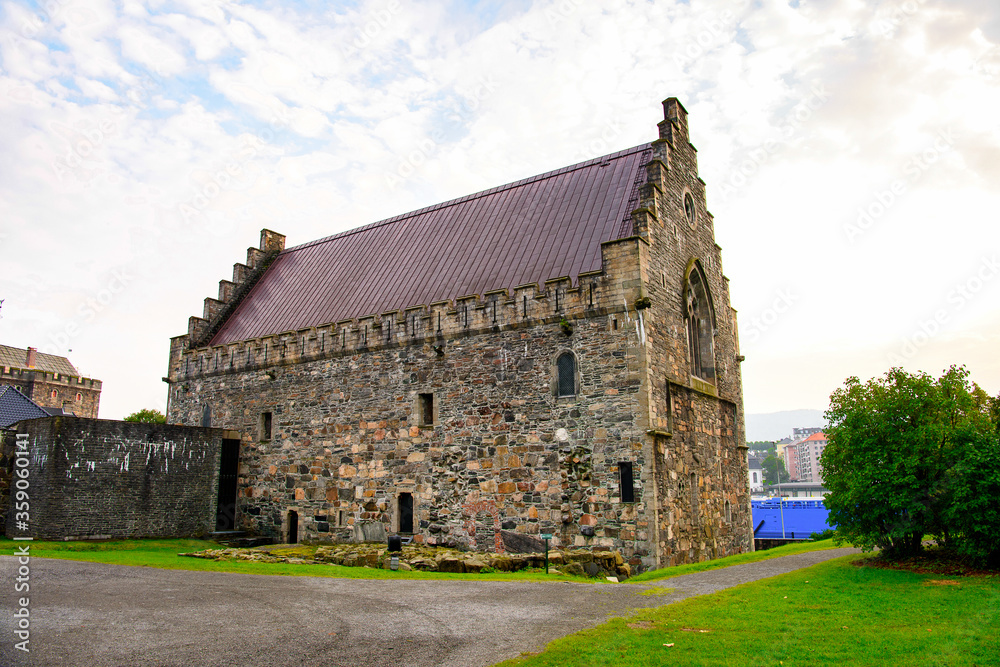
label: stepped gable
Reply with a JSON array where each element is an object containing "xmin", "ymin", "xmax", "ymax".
[{"xmin": 208, "ymin": 145, "xmax": 652, "ymax": 346}]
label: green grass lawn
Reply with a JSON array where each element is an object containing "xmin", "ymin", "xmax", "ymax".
[
  {"xmin": 497, "ymin": 554, "xmax": 1000, "ymax": 667},
  {"xmin": 0, "ymin": 537, "xmax": 595, "ymax": 582},
  {"xmin": 1, "ymin": 537, "xmax": 841, "ymax": 584},
  {"xmin": 630, "ymin": 538, "xmax": 844, "ymax": 582}
]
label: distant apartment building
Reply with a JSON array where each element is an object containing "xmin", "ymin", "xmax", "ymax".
[{"xmin": 783, "ymin": 431, "xmax": 828, "ymax": 484}]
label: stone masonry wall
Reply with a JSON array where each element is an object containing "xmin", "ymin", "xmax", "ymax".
[
  {"xmin": 4, "ymin": 417, "xmax": 224, "ymax": 540},
  {"xmin": 168, "ymin": 280, "xmax": 659, "ymax": 565}
]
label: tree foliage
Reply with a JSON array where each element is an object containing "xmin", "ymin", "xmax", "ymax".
[
  {"xmin": 822, "ymin": 366, "xmax": 1000, "ymax": 565},
  {"xmin": 761, "ymin": 454, "xmax": 790, "ymax": 485},
  {"xmin": 123, "ymin": 408, "xmax": 166, "ymax": 423},
  {"xmin": 747, "ymin": 441, "xmax": 777, "ymax": 455}
]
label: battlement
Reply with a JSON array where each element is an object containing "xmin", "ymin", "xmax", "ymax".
[
  {"xmin": 0, "ymin": 366, "xmax": 102, "ymax": 390},
  {"xmin": 168, "ymin": 234, "xmax": 650, "ymax": 382}
]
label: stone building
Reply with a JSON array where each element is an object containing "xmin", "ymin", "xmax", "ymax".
[
  {"xmin": 165, "ymin": 98, "xmax": 750, "ymax": 571},
  {"xmin": 0, "ymin": 345, "xmax": 101, "ymax": 418}
]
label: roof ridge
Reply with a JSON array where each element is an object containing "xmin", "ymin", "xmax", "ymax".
[{"xmin": 284, "ymin": 143, "xmax": 651, "ymax": 254}]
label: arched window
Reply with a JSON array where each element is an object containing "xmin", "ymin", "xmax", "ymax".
[
  {"xmin": 683, "ymin": 263, "xmax": 716, "ymax": 382},
  {"xmin": 556, "ymin": 352, "xmax": 576, "ymax": 397},
  {"xmin": 51, "ymin": 390, "xmax": 57, "ymax": 399},
  {"xmin": 75, "ymin": 392, "xmax": 82, "ymax": 402}
]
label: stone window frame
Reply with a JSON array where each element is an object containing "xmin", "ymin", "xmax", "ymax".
[
  {"xmin": 683, "ymin": 190, "xmax": 697, "ymax": 228},
  {"xmin": 413, "ymin": 392, "xmax": 437, "ymax": 428},
  {"xmin": 682, "ymin": 260, "xmax": 717, "ymax": 384},
  {"xmin": 619, "ymin": 461, "xmax": 636, "ymax": 503},
  {"xmin": 259, "ymin": 411, "xmax": 273, "ymax": 441},
  {"xmin": 75, "ymin": 392, "xmax": 82, "ymax": 402},
  {"xmin": 552, "ymin": 349, "xmax": 580, "ymax": 399}
]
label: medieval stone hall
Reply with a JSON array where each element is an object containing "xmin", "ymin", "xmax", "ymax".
[{"xmin": 166, "ymin": 98, "xmax": 750, "ymax": 572}]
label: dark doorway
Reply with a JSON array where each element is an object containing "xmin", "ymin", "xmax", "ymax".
[
  {"xmin": 398, "ymin": 493, "xmax": 413, "ymax": 533},
  {"xmin": 288, "ymin": 510, "xmax": 298, "ymax": 544},
  {"xmin": 214, "ymin": 438, "xmax": 240, "ymax": 530}
]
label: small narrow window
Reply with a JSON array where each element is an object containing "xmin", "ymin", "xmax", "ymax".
[
  {"xmin": 725, "ymin": 499, "xmax": 732, "ymax": 523},
  {"xmin": 51, "ymin": 390, "xmax": 58, "ymax": 399},
  {"xmin": 287, "ymin": 510, "xmax": 298, "ymax": 544},
  {"xmin": 619, "ymin": 461, "xmax": 635, "ymax": 503},
  {"xmin": 418, "ymin": 393, "xmax": 434, "ymax": 426},
  {"xmin": 665, "ymin": 381, "xmax": 674, "ymax": 432},
  {"xmin": 556, "ymin": 352, "xmax": 576, "ymax": 397},
  {"xmin": 398, "ymin": 492, "xmax": 414, "ymax": 533},
  {"xmin": 690, "ymin": 473, "xmax": 700, "ymax": 522},
  {"xmin": 261, "ymin": 411, "xmax": 273, "ymax": 441},
  {"xmin": 76, "ymin": 393, "xmax": 82, "ymax": 402},
  {"xmin": 337, "ymin": 510, "xmax": 347, "ymax": 527}
]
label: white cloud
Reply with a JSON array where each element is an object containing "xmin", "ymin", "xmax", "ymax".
[{"xmin": 1, "ymin": 0, "xmax": 998, "ymax": 420}]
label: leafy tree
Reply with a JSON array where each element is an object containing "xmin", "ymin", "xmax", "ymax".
[
  {"xmin": 760, "ymin": 454, "xmax": 790, "ymax": 485},
  {"xmin": 123, "ymin": 408, "xmax": 166, "ymax": 423},
  {"xmin": 822, "ymin": 365, "xmax": 1000, "ymax": 564},
  {"xmin": 747, "ymin": 440, "xmax": 777, "ymax": 455}
]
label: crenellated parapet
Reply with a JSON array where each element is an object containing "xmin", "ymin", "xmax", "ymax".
[
  {"xmin": 167, "ymin": 234, "xmax": 651, "ymax": 383},
  {"xmin": 0, "ymin": 366, "xmax": 102, "ymax": 390}
]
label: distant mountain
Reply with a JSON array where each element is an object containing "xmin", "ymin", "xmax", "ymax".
[{"xmin": 746, "ymin": 409, "xmax": 825, "ymax": 442}]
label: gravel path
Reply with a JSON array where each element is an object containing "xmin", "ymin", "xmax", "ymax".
[{"xmin": 0, "ymin": 547, "xmax": 859, "ymax": 667}]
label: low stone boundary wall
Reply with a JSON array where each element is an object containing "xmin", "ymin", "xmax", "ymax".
[{"xmin": 182, "ymin": 543, "xmax": 633, "ymax": 579}]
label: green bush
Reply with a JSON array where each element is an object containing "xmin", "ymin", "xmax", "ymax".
[{"xmin": 822, "ymin": 365, "xmax": 1000, "ymax": 565}]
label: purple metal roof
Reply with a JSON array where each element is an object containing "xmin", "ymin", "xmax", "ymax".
[{"xmin": 210, "ymin": 144, "xmax": 652, "ymax": 346}]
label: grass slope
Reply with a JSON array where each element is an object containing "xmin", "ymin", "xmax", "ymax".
[
  {"xmin": 497, "ymin": 555, "xmax": 1000, "ymax": 667},
  {"xmin": 630, "ymin": 539, "xmax": 842, "ymax": 582}
]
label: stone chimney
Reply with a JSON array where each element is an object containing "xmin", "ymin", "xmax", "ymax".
[{"xmin": 26, "ymin": 347, "xmax": 37, "ymax": 368}]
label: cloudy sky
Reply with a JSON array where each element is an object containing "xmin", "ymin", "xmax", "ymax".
[{"xmin": 1, "ymin": 0, "xmax": 998, "ymax": 422}]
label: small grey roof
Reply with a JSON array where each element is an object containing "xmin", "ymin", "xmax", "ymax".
[
  {"xmin": 0, "ymin": 385, "xmax": 50, "ymax": 428},
  {"xmin": 0, "ymin": 344, "xmax": 79, "ymax": 376}
]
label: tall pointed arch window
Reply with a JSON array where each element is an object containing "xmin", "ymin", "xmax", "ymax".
[{"xmin": 684, "ymin": 263, "xmax": 716, "ymax": 382}]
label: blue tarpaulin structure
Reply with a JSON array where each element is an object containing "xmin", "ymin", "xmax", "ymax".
[{"xmin": 752, "ymin": 498, "xmax": 834, "ymax": 539}]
